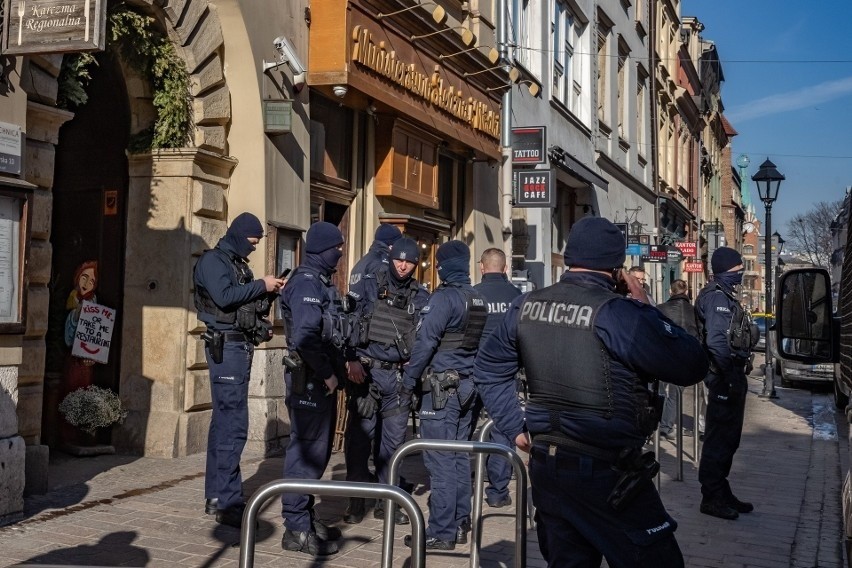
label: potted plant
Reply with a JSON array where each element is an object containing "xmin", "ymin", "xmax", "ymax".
[{"xmin": 58, "ymin": 386, "xmax": 128, "ymax": 445}]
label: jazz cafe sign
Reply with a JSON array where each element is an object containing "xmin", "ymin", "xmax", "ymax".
[{"xmin": 2, "ymin": 0, "xmax": 106, "ymax": 55}]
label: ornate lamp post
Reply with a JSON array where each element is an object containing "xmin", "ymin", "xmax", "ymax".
[{"xmin": 752, "ymin": 159, "xmax": 784, "ymax": 398}]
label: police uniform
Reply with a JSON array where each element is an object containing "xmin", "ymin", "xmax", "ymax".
[
  {"xmin": 474, "ymin": 217, "xmax": 709, "ymax": 567},
  {"xmin": 193, "ymin": 213, "xmax": 275, "ymax": 527},
  {"xmin": 279, "ymin": 221, "xmax": 347, "ymax": 557},
  {"xmin": 695, "ymin": 247, "xmax": 754, "ymax": 520},
  {"xmin": 472, "ymin": 270, "xmax": 521, "ymax": 508},
  {"xmin": 343, "ymin": 237, "xmax": 429, "ymax": 524},
  {"xmin": 401, "ymin": 241, "xmax": 487, "ymax": 550}
]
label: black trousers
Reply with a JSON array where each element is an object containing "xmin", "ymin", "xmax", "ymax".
[{"xmin": 698, "ymin": 378, "xmax": 747, "ymax": 500}]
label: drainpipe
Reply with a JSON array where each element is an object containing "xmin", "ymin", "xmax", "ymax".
[
  {"xmin": 649, "ymin": 2, "xmax": 663, "ymax": 300},
  {"xmin": 499, "ymin": 0, "xmax": 513, "ymax": 258}
]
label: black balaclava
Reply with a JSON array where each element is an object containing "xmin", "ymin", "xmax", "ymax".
[
  {"xmin": 436, "ymin": 240, "xmax": 471, "ymax": 285},
  {"xmin": 711, "ymin": 247, "xmax": 744, "ymax": 290},
  {"xmin": 224, "ymin": 212, "xmax": 264, "ymax": 258},
  {"xmin": 305, "ymin": 221, "xmax": 344, "ymax": 273}
]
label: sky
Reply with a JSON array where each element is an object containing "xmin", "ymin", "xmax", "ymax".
[{"xmin": 682, "ymin": 0, "xmax": 852, "ymax": 235}]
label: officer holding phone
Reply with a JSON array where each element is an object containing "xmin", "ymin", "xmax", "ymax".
[
  {"xmin": 474, "ymin": 217, "xmax": 708, "ymax": 567},
  {"xmin": 193, "ymin": 212, "xmax": 285, "ymax": 528}
]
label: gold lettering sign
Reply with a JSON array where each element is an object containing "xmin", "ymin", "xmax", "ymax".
[{"xmin": 351, "ymin": 25, "xmax": 500, "ymax": 139}]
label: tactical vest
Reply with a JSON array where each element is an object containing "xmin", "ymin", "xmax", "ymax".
[
  {"xmin": 436, "ymin": 286, "xmax": 488, "ymax": 351},
  {"xmin": 518, "ymin": 282, "xmax": 618, "ymax": 416},
  {"xmin": 194, "ymin": 248, "xmax": 253, "ymax": 324},
  {"xmin": 366, "ymin": 271, "xmax": 419, "ymax": 348},
  {"xmin": 281, "ymin": 266, "xmax": 348, "ymax": 348},
  {"xmin": 709, "ymin": 284, "xmax": 756, "ymax": 359}
]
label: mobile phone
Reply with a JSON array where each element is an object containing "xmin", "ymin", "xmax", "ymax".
[{"xmin": 279, "ymin": 268, "xmax": 292, "ymax": 279}]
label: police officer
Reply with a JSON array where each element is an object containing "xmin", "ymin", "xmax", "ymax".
[
  {"xmin": 401, "ymin": 240, "xmax": 487, "ymax": 550},
  {"xmin": 349, "ymin": 223, "xmax": 402, "ymax": 298},
  {"xmin": 343, "ymin": 237, "xmax": 429, "ymax": 525},
  {"xmin": 472, "ymin": 248, "xmax": 521, "ymax": 508},
  {"xmin": 696, "ymin": 247, "xmax": 754, "ymax": 520},
  {"xmin": 279, "ymin": 221, "xmax": 347, "ymax": 556},
  {"xmin": 193, "ymin": 212, "xmax": 285, "ymax": 527},
  {"xmin": 474, "ymin": 217, "xmax": 709, "ymax": 567}
]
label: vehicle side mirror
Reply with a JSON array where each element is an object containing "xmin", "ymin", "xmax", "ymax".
[{"xmin": 775, "ymin": 268, "xmax": 836, "ymax": 363}]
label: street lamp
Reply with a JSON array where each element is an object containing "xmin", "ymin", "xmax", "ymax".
[{"xmin": 752, "ymin": 158, "xmax": 784, "ymax": 399}]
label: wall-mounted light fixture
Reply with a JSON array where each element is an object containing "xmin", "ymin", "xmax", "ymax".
[
  {"xmin": 466, "ymin": 65, "xmax": 519, "ymax": 81},
  {"xmin": 411, "ymin": 26, "xmax": 476, "ymax": 47},
  {"xmin": 487, "ymin": 79, "xmax": 541, "ymax": 97},
  {"xmin": 378, "ymin": 2, "xmax": 448, "ymax": 25},
  {"xmin": 439, "ymin": 45, "xmax": 499, "ymax": 64}
]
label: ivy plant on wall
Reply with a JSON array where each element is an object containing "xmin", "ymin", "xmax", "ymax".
[{"xmin": 57, "ymin": 3, "xmax": 192, "ymax": 152}]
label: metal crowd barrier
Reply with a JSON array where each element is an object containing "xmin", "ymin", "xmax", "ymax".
[
  {"xmin": 655, "ymin": 384, "xmax": 703, "ymax": 491},
  {"xmin": 386, "ymin": 438, "xmax": 528, "ymax": 568},
  {"xmin": 237, "ymin": 479, "xmax": 425, "ymax": 568}
]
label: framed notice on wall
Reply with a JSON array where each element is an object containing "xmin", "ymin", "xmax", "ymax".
[
  {"xmin": 2, "ymin": 0, "xmax": 107, "ymax": 55},
  {"xmin": 0, "ymin": 190, "xmax": 30, "ymax": 332}
]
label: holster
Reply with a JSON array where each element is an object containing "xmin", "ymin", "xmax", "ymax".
[
  {"xmin": 202, "ymin": 330, "xmax": 224, "ymax": 365},
  {"xmin": 606, "ymin": 448, "xmax": 660, "ymax": 511},
  {"xmin": 638, "ymin": 383, "xmax": 665, "ymax": 438},
  {"xmin": 283, "ymin": 351, "xmax": 308, "ymax": 396},
  {"xmin": 428, "ymin": 370, "xmax": 460, "ymax": 411}
]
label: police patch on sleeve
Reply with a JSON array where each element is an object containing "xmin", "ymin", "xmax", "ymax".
[
  {"xmin": 715, "ymin": 306, "xmax": 731, "ymax": 313},
  {"xmin": 302, "ymin": 296, "xmax": 322, "ymax": 304},
  {"xmin": 661, "ymin": 320, "xmax": 676, "ymax": 337}
]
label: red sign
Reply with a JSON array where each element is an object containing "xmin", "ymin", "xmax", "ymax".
[
  {"xmin": 674, "ymin": 241, "xmax": 698, "ymax": 258},
  {"xmin": 684, "ymin": 261, "xmax": 704, "ymax": 273}
]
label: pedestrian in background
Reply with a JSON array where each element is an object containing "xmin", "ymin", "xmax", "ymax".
[
  {"xmin": 400, "ymin": 241, "xmax": 487, "ymax": 551},
  {"xmin": 343, "ymin": 237, "xmax": 429, "ymax": 525},
  {"xmin": 472, "ymin": 248, "xmax": 521, "ymax": 508},
  {"xmin": 279, "ymin": 221, "xmax": 347, "ymax": 556},
  {"xmin": 657, "ymin": 279, "xmax": 701, "ymax": 440},
  {"xmin": 474, "ymin": 217, "xmax": 708, "ymax": 567},
  {"xmin": 695, "ymin": 247, "xmax": 755, "ymax": 520},
  {"xmin": 193, "ymin": 213, "xmax": 285, "ymax": 528},
  {"xmin": 628, "ymin": 265, "xmax": 655, "ymax": 305}
]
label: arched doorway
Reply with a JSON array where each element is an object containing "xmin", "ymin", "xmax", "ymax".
[{"xmin": 43, "ymin": 52, "xmax": 130, "ymax": 448}]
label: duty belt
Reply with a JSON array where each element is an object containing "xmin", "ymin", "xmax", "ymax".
[
  {"xmin": 223, "ymin": 331, "xmax": 251, "ymax": 343},
  {"xmin": 532, "ymin": 432, "xmax": 621, "ymax": 463},
  {"xmin": 359, "ymin": 356, "xmax": 399, "ymax": 370}
]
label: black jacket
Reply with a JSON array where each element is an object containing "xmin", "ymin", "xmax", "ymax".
[{"xmin": 657, "ymin": 293, "xmax": 699, "ymax": 338}]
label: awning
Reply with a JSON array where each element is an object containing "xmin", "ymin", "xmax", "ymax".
[{"xmin": 548, "ymin": 146, "xmax": 609, "ymax": 190}]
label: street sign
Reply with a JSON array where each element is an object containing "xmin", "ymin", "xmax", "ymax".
[
  {"xmin": 626, "ymin": 244, "xmax": 642, "ymax": 256},
  {"xmin": 641, "ymin": 245, "xmax": 668, "ymax": 263},
  {"xmin": 511, "ymin": 126, "xmax": 547, "ymax": 165},
  {"xmin": 614, "ymin": 223, "xmax": 628, "ymax": 246},
  {"xmin": 684, "ymin": 261, "xmax": 704, "ymax": 273},
  {"xmin": 667, "ymin": 248, "xmax": 684, "ymax": 262},
  {"xmin": 513, "ymin": 170, "xmax": 554, "ymax": 208},
  {"xmin": 673, "ymin": 241, "xmax": 697, "ymax": 258}
]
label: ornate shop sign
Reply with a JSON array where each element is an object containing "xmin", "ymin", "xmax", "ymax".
[{"xmin": 2, "ymin": 0, "xmax": 106, "ymax": 55}]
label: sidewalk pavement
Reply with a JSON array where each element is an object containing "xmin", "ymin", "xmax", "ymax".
[{"xmin": 0, "ymin": 369, "xmax": 844, "ymax": 567}]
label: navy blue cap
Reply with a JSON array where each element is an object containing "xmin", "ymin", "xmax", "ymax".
[
  {"xmin": 711, "ymin": 247, "xmax": 743, "ymax": 274},
  {"xmin": 375, "ymin": 224, "xmax": 403, "ymax": 246},
  {"xmin": 227, "ymin": 212, "xmax": 264, "ymax": 239},
  {"xmin": 305, "ymin": 221, "xmax": 344, "ymax": 254},
  {"xmin": 390, "ymin": 237, "xmax": 420, "ymax": 263},
  {"xmin": 564, "ymin": 217, "xmax": 626, "ymax": 270},
  {"xmin": 436, "ymin": 240, "xmax": 470, "ymax": 264}
]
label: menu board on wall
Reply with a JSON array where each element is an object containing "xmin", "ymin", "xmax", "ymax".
[{"xmin": 0, "ymin": 196, "xmax": 20, "ymax": 323}]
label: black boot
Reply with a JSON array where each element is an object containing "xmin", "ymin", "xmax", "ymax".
[
  {"xmin": 404, "ymin": 534, "xmax": 455, "ymax": 551},
  {"xmin": 215, "ymin": 503, "xmax": 247, "ymax": 528},
  {"xmin": 344, "ymin": 498, "xmax": 365, "ymax": 524},
  {"xmin": 700, "ymin": 499, "xmax": 739, "ymax": 520},
  {"xmin": 311, "ymin": 509, "xmax": 342, "ymax": 541},
  {"xmin": 374, "ymin": 502, "xmax": 410, "ymax": 525},
  {"xmin": 204, "ymin": 498, "xmax": 218, "ymax": 515},
  {"xmin": 282, "ymin": 530, "xmax": 339, "ymax": 556},
  {"xmin": 727, "ymin": 494, "xmax": 754, "ymax": 513},
  {"xmin": 455, "ymin": 519, "xmax": 472, "ymax": 544}
]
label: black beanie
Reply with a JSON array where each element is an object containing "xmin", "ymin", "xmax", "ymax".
[
  {"xmin": 375, "ymin": 224, "xmax": 403, "ymax": 246},
  {"xmin": 711, "ymin": 247, "xmax": 743, "ymax": 274},
  {"xmin": 436, "ymin": 240, "xmax": 470, "ymax": 264},
  {"xmin": 563, "ymin": 217, "xmax": 626, "ymax": 270},
  {"xmin": 390, "ymin": 237, "xmax": 420, "ymax": 263},
  {"xmin": 305, "ymin": 221, "xmax": 344, "ymax": 253},
  {"xmin": 227, "ymin": 212, "xmax": 264, "ymax": 238}
]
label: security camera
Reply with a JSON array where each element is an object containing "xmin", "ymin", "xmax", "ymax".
[
  {"xmin": 332, "ymin": 85, "xmax": 348, "ymax": 98},
  {"xmin": 263, "ymin": 36, "xmax": 307, "ymax": 92}
]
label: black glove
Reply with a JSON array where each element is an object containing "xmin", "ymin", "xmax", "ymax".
[{"xmin": 355, "ymin": 382, "xmax": 382, "ymax": 419}]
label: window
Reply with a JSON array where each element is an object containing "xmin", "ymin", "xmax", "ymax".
[
  {"xmin": 511, "ymin": 0, "xmax": 530, "ymax": 69},
  {"xmin": 596, "ymin": 17, "xmax": 611, "ymax": 124},
  {"xmin": 552, "ymin": 1, "xmax": 578, "ymax": 112},
  {"xmin": 744, "ymin": 244, "xmax": 754, "ymax": 254},
  {"xmin": 617, "ymin": 39, "xmax": 629, "ymax": 139},
  {"xmin": 636, "ymin": 65, "xmax": 648, "ymax": 157}
]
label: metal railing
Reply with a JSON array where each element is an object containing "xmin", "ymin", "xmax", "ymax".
[
  {"xmin": 655, "ymin": 384, "xmax": 703, "ymax": 491},
  {"xmin": 385, "ymin": 438, "xmax": 528, "ymax": 568},
  {"xmin": 238, "ymin": 479, "xmax": 425, "ymax": 568}
]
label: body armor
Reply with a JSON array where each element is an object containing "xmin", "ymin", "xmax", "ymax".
[
  {"xmin": 436, "ymin": 287, "xmax": 488, "ymax": 351},
  {"xmin": 365, "ymin": 271, "xmax": 419, "ymax": 351},
  {"xmin": 194, "ymin": 248, "xmax": 253, "ymax": 324},
  {"xmin": 518, "ymin": 282, "xmax": 617, "ymax": 416},
  {"xmin": 282, "ymin": 266, "xmax": 349, "ymax": 349}
]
